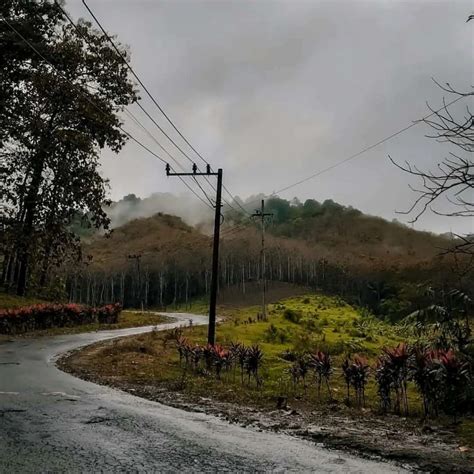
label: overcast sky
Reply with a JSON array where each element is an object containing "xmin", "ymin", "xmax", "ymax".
[{"xmin": 66, "ymin": 0, "xmax": 473, "ymax": 235}]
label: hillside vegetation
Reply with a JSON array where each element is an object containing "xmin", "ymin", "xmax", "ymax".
[
  {"xmin": 61, "ymin": 196, "xmax": 471, "ymax": 319},
  {"xmin": 63, "ymin": 294, "xmax": 474, "ymax": 470}
]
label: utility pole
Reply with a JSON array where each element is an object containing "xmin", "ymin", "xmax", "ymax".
[
  {"xmin": 128, "ymin": 253, "xmax": 143, "ymax": 311},
  {"xmin": 252, "ymin": 200, "xmax": 273, "ymax": 321},
  {"xmin": 166, "ymin": 163, "xmax": 222, "ymax": 345}
]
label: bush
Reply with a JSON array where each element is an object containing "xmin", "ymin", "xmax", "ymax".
[
  {"xmin": 0, "ymin": 302, "xmax": 122, "ymax": 334},
  {"xmin": 283, "ymin": 308, "xmax": 302, "ymax": 324},
  {"xmin": 264, "ymin": 324, "xmax": 289, "ymax": 343}
]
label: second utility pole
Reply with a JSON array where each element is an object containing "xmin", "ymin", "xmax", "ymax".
[
  {"xmin": 252, "ymin": 200, "xmax": 273, "ymax": 321},
  {"xmin": 166, "ymin": 163, "xmax": 222, "ymax": 345}
]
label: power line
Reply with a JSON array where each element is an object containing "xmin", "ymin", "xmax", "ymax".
[
  {"xmin": 82, "ymin": 0, "xmax": 204, "ymax": 166},
  {"xmin": 193, "ymin": 176, "xmax": 215, "ymax": 207},
  {"xmin": 80, "ymin": 0, "xmax": 246, "ymax": 216},
  {"xmin": 1, "ymin": 16, "xmax": 167, "ymax": 164},
  {"xmin": 244, "ymin": 94, "xmax": 467, "ymax": 210},
  {"xmin": 1, "ymin": 14, "xmax": 214, "ymax": 212},
  {"xmin": 123, "ymin": 108, "xmax": 184, "ymax": 172},
  {"xmin": 222, "ymin": 183, "xmax": 251, "ymax": 215},
  {"xmin": 49, "ymin": 1, "xmax": 215, "ymax": 209},
  {"xmin": 220, "ymin": 222, "xmax": 252, "ymax": 237}
]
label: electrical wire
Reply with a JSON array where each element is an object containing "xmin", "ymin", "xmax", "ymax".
[
  {"xmin": 1, "ymin": 14, "xmax": 214, "ymax": 211},
  {"xmin": 80, "ymin": 0, "xmax": 245, "ymax": 215},
  {"xmin": 48, "ymin": 1, "xmax": 216, "ymax": 209},
  {"xmin": 243, "ymin": 95, "xmax": 466, "ymax": 210}
]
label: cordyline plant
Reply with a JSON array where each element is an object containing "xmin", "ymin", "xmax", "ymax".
[
  {"xmin": 377, "ymin": 343, "xmax": 412, "ymax": 415},
  {"xmin": 310, "ymin": 351, "xmax": 332, "ymax": 399},
  {"xmin": 0, "ymin": 302, "xmax": 121, "ymax": 334},
  {"xmin": 246, "ymin": 345, "xmax": 264, "ymax": 387},
  {"xmin": 288, "ymin": 355, "xmax": 311, "ymax": 391},
  {"xmin": 436, "ymin": 349, "xmax": 470, "ymax": 420},
  {"xmin": 410, "ymin": 346, "xmax": 443, "ymax": 417},
  {"xmin": 174, "ymin": 339, "xmax": 264, "ymax": 386},
  {"xmin": 342, "ymin": 355, "xmax": 370, "ymax": 407}
]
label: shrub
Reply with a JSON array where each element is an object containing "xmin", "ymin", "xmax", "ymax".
[
  {"xmin": 310, "ymin": 350, "xmax": 332, "ymax": 398},
  {"xmin": 279, "ymin": 349, "xmax": 298, "ymax": 362},
  {"xmin": 342, "ymin": 355, "xmax": 370, "ymax": 407},
  {"xmin": 288, "ymin": 354, "xmax": 311, "ymax": 389},
  {"xmin": 264, "ymin": 324, "xmax": 288, "ymax": 343},
  {"xmin": 377, "ymin": 343, "xmax": 412, "ymax": 414},
  {"xmin": 0, "ymin": 302, "xmax": 121, "ymax": 334},
  {"xmin": 283, "ymin": 308, "xmax": 302, "ymax": 324}
]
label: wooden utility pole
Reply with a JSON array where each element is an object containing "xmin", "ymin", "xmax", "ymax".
[
  {"xmin": 166, "ymin": 163, "xmax": 222, "ymax": 345},
  {"xmin": 252, "ymin": 200, "xmax": 273, "ymax": 320}
]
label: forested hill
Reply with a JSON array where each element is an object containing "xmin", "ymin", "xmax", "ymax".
[
  {"xmin": 247, "ymin": 197, "xmax": 451, "ymax": 267},
  {"xmin": 84, "ymin": 196, "xmax": 452, "ymax": 272},
  {"xmin": 67, "ymin": 203, "xmax": 464, "ymax": 312},
  {"xmin": 83, "ymin": 213, "xmax": 210, "ymax": 272}
]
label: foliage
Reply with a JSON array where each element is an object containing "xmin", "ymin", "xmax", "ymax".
[
  {"xmin": 404, "ymin": 288, "xmax": 472, "ymax": 354},
  {"xmin": 310, "ymin": 350, "xmax": 332, "ymax": 398},
  {"xmin": 176, "ymin": 338, "xmax": 264, "ymax": 387},
  {"xmin": 342, "ymin": 355, "xmax": 370, "ymax": 407},
  {"xmin": 1, "ymin": 0, "xmax": 137, "ymax": 295},
  {"xmin": 264, "ymin": 323, "xmax": 289, "ymax": 343},
  {"xmin": 0, "ymin": 302, "xmax": 121, "ymax": 334},
  {"xmin": 376, "ymin": 343, "xmax": 411, "ymax": 415},
  {"xmin": 283, "ymin": 308, "xmax": 302, "ymax": 324}
]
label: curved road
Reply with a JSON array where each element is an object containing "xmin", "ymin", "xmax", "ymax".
[{"xmin": 0, "ymin": 313, "xmax": 407, "ymax": 473}]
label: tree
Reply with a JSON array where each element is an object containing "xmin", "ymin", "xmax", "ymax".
[
  {"xmin": 390, "ymin": 82, "xmax": 473, "ymax": 258},
  {"xmin": 0, "ymin": 0, "xmax": 137, "ymax": 295}
]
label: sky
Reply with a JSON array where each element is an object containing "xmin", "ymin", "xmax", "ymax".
[{"xmin": 66, "ymin": 0, "xmax": 473, "ymax": 235}]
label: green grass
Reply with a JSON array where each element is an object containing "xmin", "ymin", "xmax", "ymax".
[
  {"xmin": 73, "ymin": 293, "xmax": 474, "ymax": 449},
  {"xmin": 83, "ymin": 294, "xmax": 418, "ymax": 411},
  {"xmin": 171, "ymin": 294, "xmax": 413, "ymax": 407},
  {"xmin": 458, "ymin": 419, "xmax": 474, "ymax": 449}
]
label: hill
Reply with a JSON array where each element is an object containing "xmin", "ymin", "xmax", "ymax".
[{"xmin": 67, "ymin": 205, "xmax": 467, "ymax": 318}]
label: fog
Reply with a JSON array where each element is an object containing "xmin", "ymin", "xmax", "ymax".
[{"xmin": 65, "ymin": 0, "xmax": 473, "ymax": 236}]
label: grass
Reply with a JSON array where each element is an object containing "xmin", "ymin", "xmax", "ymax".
[
  {"xmin": 60, "ymin": 293, "xmax": 474, "ymax": 449},
  {"xmin": 70, "ymin": 295, "xmax": 407, "ymax": 406},
  {"xmin": 458, "ymin": 420, "xmax": 474, "ymax": 449}
]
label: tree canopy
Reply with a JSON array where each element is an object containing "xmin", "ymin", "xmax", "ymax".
[{"xmin": 0, "ymin": 0, "xmax": 138, "ymax": 295}]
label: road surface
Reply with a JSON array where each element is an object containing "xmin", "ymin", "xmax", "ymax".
[{"xmin": 0, "ymin": 313, "xmax": 407, "ymax": 473}]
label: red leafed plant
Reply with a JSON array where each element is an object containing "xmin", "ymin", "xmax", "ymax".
[
  {"xmin": 311, "ymin": 350, "xmax": 332, "ymax": 399},
  {"xmin": 0, "ymin": 302, "xmax": 121, "ymax": 334},
  {"xmin": 342, "ymin": 355, "xmax": 370, "ymax": 407}
]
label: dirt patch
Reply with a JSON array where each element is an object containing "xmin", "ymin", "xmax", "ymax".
[{"xmin": 59, "ymin": 337, "xmax": 473, "ymax": 473}]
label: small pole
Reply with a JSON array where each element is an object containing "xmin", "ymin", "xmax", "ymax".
[{"xmin": 252, "ymin": 200, "xmax": 273, "ymax": 320}]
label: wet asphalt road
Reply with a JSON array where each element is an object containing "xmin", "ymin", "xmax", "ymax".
[{"xmin": 0, "ymin": 313, "xmax": 408, "ymax": 473}]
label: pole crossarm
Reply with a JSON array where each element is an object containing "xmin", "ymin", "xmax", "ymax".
[{"xmin": 166, "ymin": 163, "xmax": 216, "ymax": 177}]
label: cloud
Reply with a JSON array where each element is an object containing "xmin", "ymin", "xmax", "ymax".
[{"xmin": 67, "ymin": 0, "xmax": 473, "ymax": 235}]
